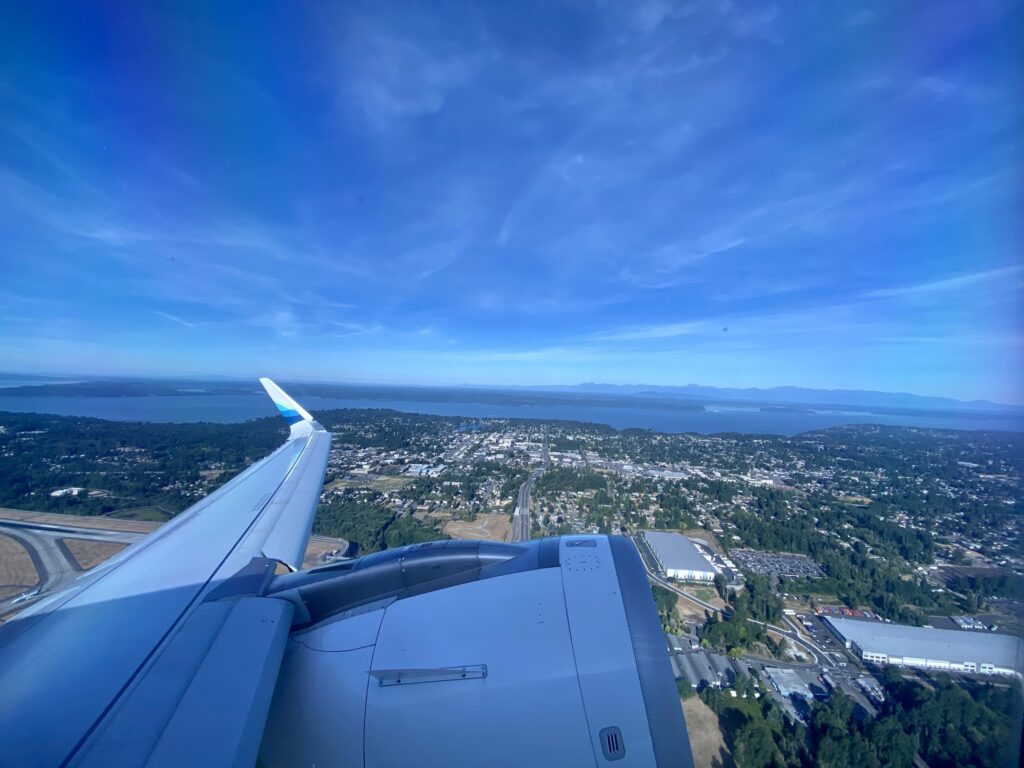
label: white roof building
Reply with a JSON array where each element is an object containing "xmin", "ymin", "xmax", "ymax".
[
  {"xmin": 643, "ymin": 531, "xmax": 716, "ymax": 581},
  {"xmin": 825, "ymin": 617, "xmax": 1024, "ymax": 678}
]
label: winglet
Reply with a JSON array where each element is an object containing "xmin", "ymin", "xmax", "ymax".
[{"xmin": 260, "ymin": 378, "xmax": 316, "ymax": 437}]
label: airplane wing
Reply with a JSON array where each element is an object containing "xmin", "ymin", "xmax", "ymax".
[
  {"xmin": 0, "ymin": 379, "xmax": 331, "ymax": 768},
  {"xmin": 1, "ymin": 380, "xmax": 692, "ymax": 768}
]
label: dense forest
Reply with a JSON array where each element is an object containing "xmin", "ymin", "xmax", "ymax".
[
  {"xmin": 0, "ymin": 411, "xmax": 286, "ymax": 517},
  {"xmin": 699, "ymin": 574, "xmax": 784, "ymax": 653},
  {"xmin": 730, "ymin": 488, "xmax": 957, "ymax": 624},
  {"xmin": 702, "ymin": 669, "xmax": 1022, "ymax": 768},
  {"xmin": 0, "ymin": 410, "xmax": 452, "ymax": 551},
  {"xmin": 313, "ymin": 489, "xmax": 444, "ymax": 555}
]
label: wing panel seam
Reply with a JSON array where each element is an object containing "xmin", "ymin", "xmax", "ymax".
[{"xmin": 62, "ymin": 435, "xmax": 316, "ymax": 766}]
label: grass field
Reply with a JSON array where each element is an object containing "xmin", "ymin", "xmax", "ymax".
[
  {"xmin": 0, "ymin": 533, "xmax": 39, "ymax": 599},
  {"xmin": 689, "ymin": 586, "xmax": 723, "ymax": 605},
  {"xmin": 106, "ymin": 506, "xmax": 174, "ymax": 522},
  {"xmin": 61, "ymin": 538, "xmax": 128, "ymax": 570}
]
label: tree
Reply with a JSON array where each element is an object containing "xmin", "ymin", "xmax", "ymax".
[
  {"xmin": 714, "ymin": 573, "xmax": 728, "ymax": 600},
  {"xmin": 733, "ymin": 720, "xmax": 778, "ymax": 768},
  {"xmin": 677, "ymin": 678, "xmax": 695, "ymax": 700}
]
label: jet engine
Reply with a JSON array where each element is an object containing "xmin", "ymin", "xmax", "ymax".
[{"xmin": 259, "ymin": 535, "xmax": 693, "ymax": 768}]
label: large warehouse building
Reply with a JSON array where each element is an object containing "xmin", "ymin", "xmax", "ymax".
[
  {"xmin": 825, "ymin": 617, "xmax": 1024, "ymax": 678},
  {"xmin": 643, "ymin": 531, "xmax": 716, "ymax": 581}
]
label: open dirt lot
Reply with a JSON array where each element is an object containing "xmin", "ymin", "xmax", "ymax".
[
  {"xmin": 326, "ymin": 475, "xmax": 411, "ymax": 493},
  {"xmin": 443, "ymin": 513, "xmax": 511, "ymax": 542},
  {"xmin": 683, "ymin": 695, "xmax": 730, "ymax": 768},
  {"xmin": 676, "ymin": 595, "xmax": 714, "ymax": 622},
  {"xmin": 61, "ymin": 538, "xmax": 129, "ymax": 570},
  {"xmin": 301, "ymin": 536, "xmax": 351, "ymax": 569},
  {"xmin": 0, "ymin": 533, "xmax": 39, "ymax": 599}
]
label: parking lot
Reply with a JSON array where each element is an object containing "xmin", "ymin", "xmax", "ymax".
[
  {"xmin": 731, "ymin": 549, "xmax": 824, "ymax": 578},
  {"xmin": 691, "ymin": 539, "xmax": 740, "ymax": 584},
  {"xmin": 794, "ymin": 613, "xmax": 849, "ymax": 657}
]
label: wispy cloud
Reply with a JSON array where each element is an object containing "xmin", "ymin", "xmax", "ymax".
[
  {"xmin": 248, "ymin": 310, "xmax": 304, "ymax": 338},
  {"xmin": 865, "ymin": 266, "xmax": 1022, "ymax": 300},
  {"xmin": 914, "ymin": 75, "xmax": 958, "ymax": 99},
  {"xmin": 620, "ymin": 229, "xmax": 748, "ymax": 289},
  {"xmin": 846, "ymin": 9, "xmax": 876, "ymax": 28},
  {"xmin": 154, "ymin": 311, "xmax": 201, "ymax": 328},
  {"xmin": 337, "ymin": 11, "xmax": 490, "ymax": 131},
  {"xmin": 731, "ymin": 4, "xmax": 780, "ymax": 41},
  {"xmin": 587, "ymin": 321, "xmax": 708, "ymax": 342},
  {"xmin": 456, "ymin": 345, "xmax": 601, "ymax": 363},
  {"xmin": 0, "ymin": 1, "xmax": 1019, "ymax": 401}
]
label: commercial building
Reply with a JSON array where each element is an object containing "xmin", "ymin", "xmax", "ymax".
[
  {"xmin": 763, "ymin": 667, "xmax": 814, "ymax": 701},
  {"xmin": 825, "ymin": 617, "xmax": 1024, "ymax": 678},
  {"xmin": 642, "ymin": 530, "xmax": 716, "ymax": 581}
]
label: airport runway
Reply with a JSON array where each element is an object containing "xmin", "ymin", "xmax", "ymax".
[{"xmin": 0, "ymin": 515, "xmax": 146, "ymax": 619}]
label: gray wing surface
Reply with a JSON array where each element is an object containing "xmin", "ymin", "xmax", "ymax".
[{"xmin": 0, "ymin": 380, "xmax": 331, "ymax": 768}]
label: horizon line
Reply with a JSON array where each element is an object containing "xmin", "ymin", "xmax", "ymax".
[{"xmin": 1, "ymin": 369, "xmax": 1021, "ymax": 409}]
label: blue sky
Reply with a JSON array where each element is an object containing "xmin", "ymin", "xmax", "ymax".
[{"xmin": 0, "ymin": 1, "xmax": 1021, "ymax": 402}]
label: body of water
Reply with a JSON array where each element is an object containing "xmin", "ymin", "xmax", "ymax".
[{"xmin": 0, "ymin": 394, "xmax": 1020, "ymax": 436}]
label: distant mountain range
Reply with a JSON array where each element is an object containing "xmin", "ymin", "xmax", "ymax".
[
  {"xmin": 510, "ymin": 383, "xmax": 1021, "ymax": 413},
  {"xmin": 0, "ymin": 373, "xmax": 1019, "ymax": 415}
]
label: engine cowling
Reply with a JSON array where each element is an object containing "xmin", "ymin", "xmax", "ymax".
[{"xmin": 260, "ymin": 535, "xmax": 693, "ymax": 767}]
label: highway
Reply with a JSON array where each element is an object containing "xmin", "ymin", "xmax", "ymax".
[
  {"xmin": 510, "ymin": 471, "xmax": 541, "ymax": 543},
  {"xmin": 509, "ymin": 430, "xmax": 549, "ymax": 544}
]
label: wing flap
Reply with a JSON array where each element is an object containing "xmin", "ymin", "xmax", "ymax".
[{"xmin": 76, "ymin": 598, "xmax": 294, "ymax": 768}]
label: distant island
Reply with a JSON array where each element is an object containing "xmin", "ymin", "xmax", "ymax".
[
  {"xmin": 759, "ymin": 405, "xmax": 815, "ymax": 414},
  {"xmin": 0, "ymin": 378, "xmax": 711, "ymax": 412},
  {"xmin": 1, "ymin": 375, "xmax": 1022, "ymax": 434},
  {"xmin": 509, "ymin": 381, "xmax": 1022, "ymax": 414}
]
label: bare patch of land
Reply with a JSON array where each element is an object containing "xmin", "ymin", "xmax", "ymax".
[
  {"xmin": 688, "ymin": 586, "xmax": 726, "ymax": 607},
  {"xmin": 0, "ymin": 533, "xmax": 39, "ymax": 599},
  {"xmin": 301, "ymin": 535, "xmax": 351, "ymax": 569},
  {"xmin": 61, "ymin": 538, "xmax": 128, "ymax": 570},
  {"xmin": 836, "ymin": 494, "xmax": 872, "ymax": 506},
  {"xmin": 326, "ymin": 475, "xmax": 411, "ymax": 493},
  {"xmin": 443, "ymin": 513, "xmax": 511, "ymax": 542},
  {"xmin": 675, "ymin": 595, "xmax": 712, "ymax": 622},
  {"xmin": 683, "ymin": 695, "xmax": 730, "ymax": 768}
]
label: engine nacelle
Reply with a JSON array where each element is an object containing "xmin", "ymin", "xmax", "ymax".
[{"xmin": 260, "ymin": 535, "xmax": 692, "ymax": 767}]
